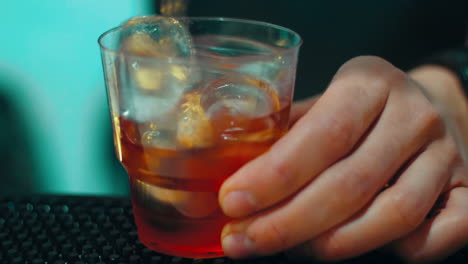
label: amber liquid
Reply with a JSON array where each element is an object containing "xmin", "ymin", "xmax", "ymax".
[{"xmin": 119, "ymin": 100, "xmax": 290, "ymax": 258}]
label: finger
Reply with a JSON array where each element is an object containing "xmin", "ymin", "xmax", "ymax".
[
  {"xmin": 221, "ymin": 57, "xmax": 441, "ymax": 258},
  {"xmin": 410, "ymin": 65, "xmax": 468, "ymax": 166},
  {"xmin": 445, "ymin": 163, "xmax": 468, "ymax": 192},
  {"xmin": 290, "ymin": 96, "xmax": 320, "ymax": 126},
  {"xmin": 296, "ymin": 135, "xmax": 456, "ymax": 261},
  {"xmin": 393, "ymin": 186, "xmax": 468, "ymax": 263},
  {"xmin": 219, "ymin": 56, "xmax": 390, "ymax": 218}
]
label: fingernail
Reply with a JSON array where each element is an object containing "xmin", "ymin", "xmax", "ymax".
[
  {"xmin": 222, "ymin": 191, "xmax": 256, "ymax": 217},
  {"xmin": 222, "ymin": 233, "xmax": 256, "ymax": 258}
]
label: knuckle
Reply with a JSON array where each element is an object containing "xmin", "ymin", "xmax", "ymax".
[
  {"xmin": 314, "ymin": 235, "xmax": 348, "ymax": 261},
  {"xmin": 254, "ymin": 158, "xmax": 301, "ymax": 207},
  {"xmin": 369, "ymin": 65, "xmax": 408, "ymax": 95},
  {"xmin": 401, "ymin": 93, "xmax": 442, "ymax": 140},
  {"xmin": 449, "ymin": 167, "xmax": 468, "ymax": 189},
  {"xmin": 417, "ymin": 103, "xmax": 442, "ymax": 133},
  {"xmin": 338, "ymin": 56, "xmax": 391, "ymax": 75},
  {"xmin": 338, "ymin": 165, "xmax": 375, "ymax": 207},
  {"xmin": 251, "ymin": 220, "xmax": 290, "ymax": 254},
  {"xmin": 270, "ymin": 158, "xmax": 296, "ymax": 188},
  {"xmin": 334, "ymin": 56, "xmax": 407, "ymax": 94},
  {"xmin": 387, "ymin": 190, "xmax": 426, "ymax": 232},
  {"xmin": 322, "ymin": 114, "xmax": 356, "ymax": 154}
]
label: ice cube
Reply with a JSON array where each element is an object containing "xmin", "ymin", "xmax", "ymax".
[
  {"xmin": 121, "ymin": 16, "xmax": 192, "ymax": 58},
  {"xmin": 237, "ymin": 55, "xmax": 286, "ymax": 83},
  {"xmin": 202, "ymin": 76, "xmax": 279, "ymax": 118},
  {"xmin": 144, "ymin": 182, "xmax": 219, "ymax": 218},
  {"xmin": 133, "ymin": 180, "xmax": 218, "ymax": 220},
  {"xmin": 133, "ymin": 112, "xmax": 179, "ymax": 150},
  {"xmin": 142, "ymin": 128, "xmax": 176, "ymax": 149},
  {"xmin": 177, "ymin": 91, "xmax": 214, "ymax": 148},
  {"xmin": 132, "ymin": 66, "xmax": 165, "ymax": 91},
  {"xmin": 201, "ymin": 76, "xmax": 281, "ymax": 142},
  {"xmin": 118, "ymin": 16, "xmax": 199, "ymax": 123},
  {"xmin": 123, "ymin": 88, "xmax": 182, "ymax": 123}
]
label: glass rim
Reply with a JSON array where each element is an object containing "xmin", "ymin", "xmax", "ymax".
[{"xmin": 98, "ymin": 16, "xmax": 302, "ymax": 59}]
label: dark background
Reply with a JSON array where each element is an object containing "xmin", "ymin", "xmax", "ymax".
[{"xmin": 186, "ymin": 0, "xmax": 467, "ymax": 100}]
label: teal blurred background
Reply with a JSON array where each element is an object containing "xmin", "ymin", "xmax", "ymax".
[
  {"xmin": 0, "ymin": 0, "xmax": 154, "ymax": 196},
  {"xmin": 0, "ymin": 0, "xmax": 466, "ymax": 196}
]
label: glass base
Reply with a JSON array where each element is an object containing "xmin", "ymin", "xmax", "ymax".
[{"xmin": 140, "ymin": 236, "xmax": 225, "ymax": 259}]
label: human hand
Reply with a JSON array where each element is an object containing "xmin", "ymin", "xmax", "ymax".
[
  {"xmin": 218, "ymin": 56, "xmax": 468, "ymax": 263},
  {"xmin": 391, "ymin": 65, "xmax": 468, "ymax": 263}
]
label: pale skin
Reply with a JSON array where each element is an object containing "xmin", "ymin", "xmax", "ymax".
[{"xmin": 218, "ymin": 56, "xmax": 468, "ymax": 263}]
